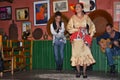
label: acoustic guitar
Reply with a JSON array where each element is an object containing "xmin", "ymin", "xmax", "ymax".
[{"xmin": 99, "ymin": 38, "xmax": 112, "ymax": 52}]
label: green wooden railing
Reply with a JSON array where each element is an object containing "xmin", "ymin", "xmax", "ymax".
[{"xmin": 3, "ymin": 38, "xmax": 117, "ymax": 72}]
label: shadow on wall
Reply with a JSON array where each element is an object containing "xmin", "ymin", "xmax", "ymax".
[{"xmin": 88, "ymin": 9, "xmax": 113, "ymax": 37}]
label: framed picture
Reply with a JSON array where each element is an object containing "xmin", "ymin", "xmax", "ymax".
[
  {"xmin": 53, "ymin": 0, "xmax": 68, "ymax": 12},
  {"xmin": 0, "ymin": 6, "xmax": 12, "ymax": 20},
  {"xmin": 114, "ymin": 2, "xmax": 120, "ymax": 22},
  {"xmin": 22, "ymin": 21, "xmax": 31, "ymax": 37},
  {"xmin": 79, "ymin": 0, "xmax": 96, "ymax": 12},
  {"xmin": 34, "ymin": 1, "xmax": 50, "ymax": 26},
  {"xmin": 119, "ymin": 22, "xmax": 120, "ymax": 32},
  {"xmin": 114, "ymin": 2, "xmax": 120, "ymax": 32},
  {"xmin": 15, "ymin": 7, "xmax": 29, "ymax": 21}
]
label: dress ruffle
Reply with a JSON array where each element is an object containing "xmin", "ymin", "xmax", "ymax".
[{"xmin": 71, "ymin": 54, "xmax": 95, "ymax": 66}]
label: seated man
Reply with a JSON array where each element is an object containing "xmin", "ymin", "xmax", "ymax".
[{"xmin": 96, "ymin": 23, "xmax": 120, "ymax": 74}]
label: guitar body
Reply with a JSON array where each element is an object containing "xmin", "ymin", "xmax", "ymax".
[{"xmin": 99, "ymin": 38, "xmax": 112, "ymax": 52}]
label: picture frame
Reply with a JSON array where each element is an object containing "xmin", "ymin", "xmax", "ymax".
[
  {"xmin": 119, "ymin": 22, "xmax": 120, "ymax": 32},
  {"xmin": 15, "ymin": 7, "xmax": 29, "ymax": 21},
  {"xmin": 79, "ymin": 0, "xmax": 96, "ymax": 12},
  {"xmin": 114, "ymin": 2, "xmax": 120, "ymax": 32},
  {"xmin": 53, "ymin": 0, "xmax": 68, "ymax": 12},
  {"xmin": 114, "ymin": 2, "xmax": 120, "ymax": 22},
  {"xmin": 34, "ymin": 1, "xmax": 50, "ymax": 26},
  {"xmin": 0, "ymin": 6, "xmax": 12, "ymax": 20},
  {"xmin": 22, "ymin": 21, "xmax": 31, "ymax": 37}
]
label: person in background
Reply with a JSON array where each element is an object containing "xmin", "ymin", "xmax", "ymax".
[
  {"xmin": 97, "ymin": 23, "xmax": 120, "ymax": 74},
  {"xmin": 67, "ymin": 3, "xmax": 96, "ymax": 78},
  {"xmin": 50, "ymin": 11, "xmax": 66, "ymax": 71}
]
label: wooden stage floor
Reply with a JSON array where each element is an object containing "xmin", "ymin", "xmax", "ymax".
[{"xmin": 1, "ymin": 70, "xmax": 120, "ymax": 80}]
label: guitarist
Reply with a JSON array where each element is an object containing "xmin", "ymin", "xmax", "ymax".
[{"xmin": 97, "ymin": 23, "xmax": 120, "ymax": 74}]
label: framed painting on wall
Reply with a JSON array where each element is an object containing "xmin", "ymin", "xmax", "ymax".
[
  {"xmin": 22, "ymin": 21, "xmax": 31, "ymax": 37},
  {"xmin": 34, "ymin": 1, "xmax": 50, "ymax": 26},
  {"xmin": 0, "ymin": 6, "xmax": 12, "ymax": 20},
  {"xmin": 15, "ymin": 7, "xmax": 29, "ymax": 21},
  {"xmin": 79, "ymin": 0, "xmax": 96, "ymax": 12},
  {"xmin": 114, "ymin": 2, "xmax": 120, "ymax": 22},
  {"xmin": 114, "ymin": 2, "xmax": 120, "ymax": 32},
  {"xmin": 53, "ymin": 0, "xmax": 68, "ymax": 12}
]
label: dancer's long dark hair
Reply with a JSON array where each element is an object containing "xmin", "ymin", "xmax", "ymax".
[{"xmin": 53, "ymin": 11, "xmax": 62, "ymax": 33}]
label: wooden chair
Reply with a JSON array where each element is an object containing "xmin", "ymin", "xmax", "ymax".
[
  {"xmin": 10, "ymin": 40, "xmax": 25, "ymax": 70},
  {"xmin": 22, "ymin": 40, "xmax": 32, "ymax": 70},
  {"xmin": 8, "ymin": 40, "xmax": 32, "ymax": 71},
  {"xmin": 2, "ymin": 40, "xmax": 14, "ymax": 75}
]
